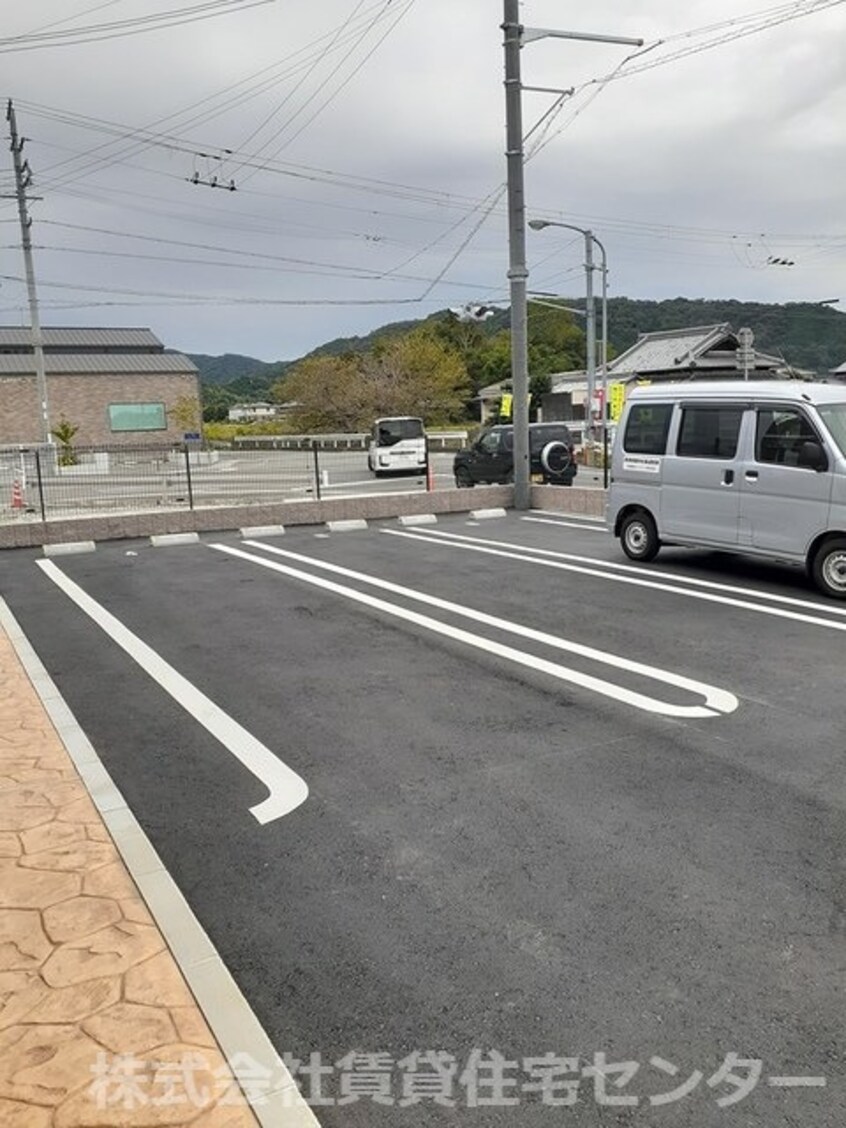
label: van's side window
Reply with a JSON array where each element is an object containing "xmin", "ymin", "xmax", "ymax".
[
  {"xmin": 478, "ymin": 432, "xmax": 500, "ymax": 454},
  {"xmin": 756, "ymin": 409, "xmax": 819, "ymax": 467},
  {"xmin": 677, "ymin": 406, "xmax": 744, "ymax": 459},
  {"xmin": 623, "ymin": 404, "xmax": 673, "ymax": 455}
]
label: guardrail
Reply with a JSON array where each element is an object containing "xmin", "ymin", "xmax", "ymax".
[{"xmin": 231, "ymin": 430, "xmax": 469, "ymax": 451}]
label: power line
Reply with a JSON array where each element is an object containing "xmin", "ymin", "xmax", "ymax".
[{"xmin": 0, "ymin": 0, "xmax": 273, "ymax": 54}]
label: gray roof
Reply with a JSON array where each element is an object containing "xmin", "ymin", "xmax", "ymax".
[
  {"xmin": 0, "ymin": 327, "xmax": 163, "ymax": 348},
  {"xmin": 607, "ymin": 324, "xmax": 734, "ymax": 374},
  {"xmin": 0, "ymin": 353, "xmax": 197, "ymax": 376}
]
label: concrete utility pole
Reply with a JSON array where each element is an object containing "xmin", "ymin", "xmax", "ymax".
[
  {"xmin": 501, "ymin": 10, "xmax": 642, "ymax": 508},
  {"xmin": 7, "ymin": 100, "xmax": 50, "ymax": 444},
  {"xmin": 502, "ymin": 0, "xmax": 531, "ymax": 509},
  {"xmin": 584, "ymin": 231, "xmax": 596, "ymax": 443}
]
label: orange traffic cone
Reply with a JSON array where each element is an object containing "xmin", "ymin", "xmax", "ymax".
[{"xmin": 10, "ymin": 478, "xmax": 24, "ymax": 510}]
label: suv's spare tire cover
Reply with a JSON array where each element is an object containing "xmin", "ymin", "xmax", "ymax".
[{"xmin": 540, "ymin": 440, "xmax": 571, "ymax": 476}]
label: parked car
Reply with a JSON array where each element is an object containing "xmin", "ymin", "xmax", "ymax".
[
  {"xmin": 607, "ymin": 380, "xmax": 846, "ymax": 598},
  {"xmin": 453, "ymin": 422, "xmax": 577, "ymax": 487}
]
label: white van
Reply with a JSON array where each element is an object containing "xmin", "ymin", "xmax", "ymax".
[
  {"xmin": 367, "ymin": 416, "xmax": 427, "ymax": 477},
  {"xmin": 607, "ymin": 381, "xmax": 846, "ymax": 598}
]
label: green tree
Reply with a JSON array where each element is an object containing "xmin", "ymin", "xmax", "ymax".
[
  {"xmin": 274, "ymin": 354, "xmax": 375, "ymax": 432},
  {"xmin": 275, "ymin": 330, "xmax": 470, "ymax": 430},
  {"xmin": 52, "ymin": 416, "xmax": 79, "ymax": 467},
  {"xmin": 527, "ymin": 300, "xmax": 585, "ymax": 374},
  {"xmin": 363, "ymin": 329, "xmax": 470, "ymax": 423},
  {"xmin": 168, "ymin": 394, "xmax": 202, "ymax": 433}
]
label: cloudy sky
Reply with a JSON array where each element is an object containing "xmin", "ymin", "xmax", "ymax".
[{"xmin": 1, "ymin": 0, "xmax": 844, "ymax": 361}]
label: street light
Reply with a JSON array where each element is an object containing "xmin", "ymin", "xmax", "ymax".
[
  {"xmin": 501, "ymin": 1, "xmax": 641, "ymax": 508},
  {"xmin": 528, "ymin": 219, "xmax": 609, "ymax": 464}
]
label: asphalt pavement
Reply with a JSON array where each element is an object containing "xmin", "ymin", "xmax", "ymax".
[{"xmin": 1, "ymin": 512, "xmax": 843, "ymax": 1126}]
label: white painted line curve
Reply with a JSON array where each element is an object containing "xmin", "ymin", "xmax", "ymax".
[
  {"xmin": 225, "ymin": 541, "xmax": 738, "ymax": 720},
  {"xmin": 35, "ymin": 559, "xmax": 309, "ymax": 824}
]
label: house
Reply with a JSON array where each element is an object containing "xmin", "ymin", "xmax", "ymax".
[
  {"xmin": 0, "ymin": 327, "xmax": 200, "ymax": 446},
  {"xmin": 541, "ymin": 323, "xmax": 811, "ymax": 423},
  {"xmin": 227, "ymin": 402, "xmax": 279, "ymax": 422}
]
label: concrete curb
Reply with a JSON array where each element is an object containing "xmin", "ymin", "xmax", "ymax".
[
  {"xmin": 398, "ymin": 513, "xmax": 438, "ymax": 527},
  {"xmin": 0, "ymin": 598, "xmax": 319, "ymax": 1128},
  {"xmin": 150, "ymin": 532, "xmax": 201, "ymax": 547},
  {"xmin": 325, "ymin": 518, "xmax": 368, "ymax": 532},
  {"xmin": 240, "ymin": 525, "xmax": 286, "ymax": 538},
  {"xmin": 42, "ymin": 540, "xmax": 96, "ymax": 556},
  {"xmin": 470, "ymin": 507, "xmax": 507, "ymax": 520}
]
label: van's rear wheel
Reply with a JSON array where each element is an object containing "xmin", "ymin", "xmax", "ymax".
[
  {"xmin": 811, "ymin": 537, "xmax": 846, "ymax": 599},
  {"xmin": 620, "ymin": 510, "xmax": 660, "ymax": 562}
]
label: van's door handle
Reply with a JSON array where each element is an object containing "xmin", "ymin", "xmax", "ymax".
[
  {"xmin": 723, "ymin": 469, "xmax": 734, "ymax": 485},
  {"xmin": 745, "ymin": 470, "xmax": 759, "ymax": 481}
]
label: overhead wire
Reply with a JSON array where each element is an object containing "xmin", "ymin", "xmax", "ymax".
[{"xmin": 0, "ymin": 0, "xmax": 273, "ymax": 54}]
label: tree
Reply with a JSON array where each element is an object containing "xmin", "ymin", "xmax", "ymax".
[
  {"xmin": 527, "ymin": 301, "xmax": 585, "ymax": 375},
  {"xmin": 52, "ymin": 416, "xmax": 79, "ymax": 466},
  {"xmin": 363, "ymin": 330, "xmax": 470, "ymax": 423},
  {"xmin": 274, "ymin": 354, "xmax": 376, "ymax": 432},
  {"xmin": 275, "ymin": 330, "xmax": 470, "ymax": 431},
  {"xmin": 168, "ymin": 394, "xmax": 202, "ymax": 433}
]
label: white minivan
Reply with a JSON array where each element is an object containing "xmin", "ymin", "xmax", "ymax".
[
  {"xmin": 367, "ymin": 416, "xmax": 427, "ymax": 477},
  {"xmin": 607, "ymin": 381, "xmax": 846, "ymax": 598}
]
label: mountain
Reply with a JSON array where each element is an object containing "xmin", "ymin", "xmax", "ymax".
[
  {"xmin": 599, "ymin": 298, "xmax": 846, "ymax": 373},
  {"xmin": 283, "ymin": 299, "xmax": 846, "ymax": 374},
  {"xmin": 194, "ymin": 299, "xmax": 846, "ymax": 397},
  {"xmin": 185, "ymin": 352, "xmax": 289, "ymax": 386}
]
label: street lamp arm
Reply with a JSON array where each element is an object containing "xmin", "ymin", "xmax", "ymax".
[{"xmin": 523, "ymin": 27, "xmax": 643, "ymax": 47}]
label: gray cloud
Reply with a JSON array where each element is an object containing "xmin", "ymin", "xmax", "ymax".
[{"xmin": 1, "ymin": 0, "xmax": 843, "ymax": 361}]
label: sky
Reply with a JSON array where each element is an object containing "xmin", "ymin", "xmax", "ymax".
[{"xmin": 0, "ymin": 0, "xmax": 844, "ymax": 362}]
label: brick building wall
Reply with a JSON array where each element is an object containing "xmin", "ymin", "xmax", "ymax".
[{"xmin": 0, "ymin": 372, "xmax": 201, "ymax": 446}]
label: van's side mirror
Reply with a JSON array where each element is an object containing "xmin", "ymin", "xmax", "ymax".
[{"xmin": 798, "ymin": 440, "xmax": 827, "ymax": 472}]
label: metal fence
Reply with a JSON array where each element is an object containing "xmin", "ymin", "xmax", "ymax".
[{"xmin": 0, "ymin": 441, "xmax": 440, "ymax": 523}]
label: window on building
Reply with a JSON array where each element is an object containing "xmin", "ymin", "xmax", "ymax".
[
  {"xmin": 677, "ymin": 406, "xmax": 744, "ymax": 459},
  {"xmin": 108, "ymin": 403, "xmax": 167, "ymax": 432},
  {"xmin": 623, "ymin": 404, "xmax": 673, "ymax": 455}
]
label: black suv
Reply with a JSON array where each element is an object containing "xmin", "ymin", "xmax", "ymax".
[{"xmin": 453, "ymin": 422, "xmax": 577, "ymax": 487}]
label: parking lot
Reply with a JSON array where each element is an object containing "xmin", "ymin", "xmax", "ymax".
[{"xmin": 2, "ymin": 512, "xmax": 843, "ymax": 1126}]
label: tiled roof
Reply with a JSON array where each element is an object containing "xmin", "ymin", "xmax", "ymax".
[
  {"xmin": 0, "ymin": 353, "xmax": 197, "ymax": 375},
  {"xmin": 0, "ymin": 327, "xmax": 162, "ymax": 348},
  {"xmin": 607, "ymin": 324, "xmax": 733, "ymax": 374}
]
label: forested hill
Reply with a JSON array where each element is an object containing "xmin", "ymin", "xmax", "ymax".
[
  {"xmin": 302, "ymin": 298, "xmax": 846, "ymax": 374},
  {"xmin": 184, "ymin": 352, "xmax": 289, "ymax": 386},
  {"xmin": 604, "ymin": 298, "xmax": 846, "ymax": 372},
  {"xmin": 190, "ymin": 298, "xmax": 846, "ymax": 390}
]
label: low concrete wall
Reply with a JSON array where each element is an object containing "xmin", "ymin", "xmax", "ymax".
[
  {"xmin": 0, "ymin": 486, "xmax": 514, "ymax": 549},
  {"xmin": 530, "ymin": 485, "xmax": 607, "ymax": 517}
]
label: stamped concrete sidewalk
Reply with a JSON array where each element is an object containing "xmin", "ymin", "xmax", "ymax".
[{"xmin": 0, "ymin": 623, "xmax": 262, "ymax": 1127}]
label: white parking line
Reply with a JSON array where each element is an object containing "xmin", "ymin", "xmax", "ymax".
[
  {"xmin": 522, "ymin": 517, "xmax": 609, "ymax": 532},
  {"xmin": 529, "ymin": 510, "xmax": 605, "ymax": 523},
  {"xmin": 219, "ymin": 541, "xmax": 738, "ymax": 719},
  {"xmin": 382, "ymin": 528, "xmax": 846, "ymax": 632},
  {"xmin": 35, "ymin": 560, "xmax": 309, "ymax": 825}
]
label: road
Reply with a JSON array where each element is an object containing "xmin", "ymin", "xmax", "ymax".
[{"xmin": 2, "ymin": 513, "xmax": 842, "ymax": 1125}]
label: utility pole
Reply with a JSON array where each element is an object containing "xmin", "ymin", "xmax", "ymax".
[
  {"xmin": 7, "ymin": 100, "xmax": 50, "ymax": 444},
  {"xmin": 502, "ymin": 0, "xmax": 530, "ymax": 510},
  {"xmin": 584, "ymin": 231, "xmax": 596, "ymax": 447},
  {"xmin": 502, "ymin": 12, "xmax": 642, "ymax": 508}
]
